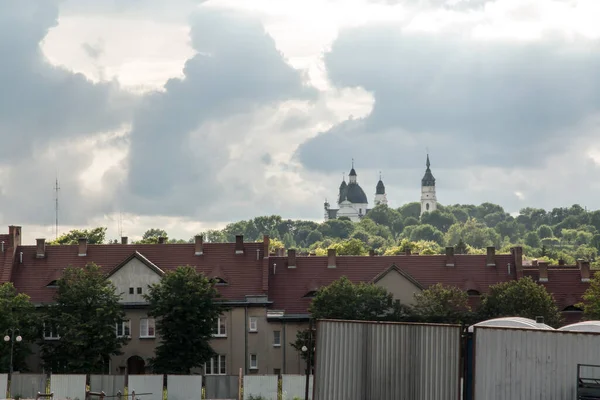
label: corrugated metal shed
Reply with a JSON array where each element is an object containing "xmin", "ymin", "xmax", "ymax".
[
  {"xmin": 468, "ymin": 316, "xmax": 554, "ymax": 332},
  {"xmin": 558, "ymin": 321, "xmax": 600, "ymax": 332},
  {"xmin": 314, "ymin": 319, "xmax": 461, "ymax": 400},
  {"xmin": 474, "ymin": 326, "xmax": 600, "ymax": 400}
]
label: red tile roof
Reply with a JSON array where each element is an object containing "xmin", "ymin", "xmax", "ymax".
[
  {"xmin": 523, "ymin": 266, "xmax": 589, "ymax": 310},
  {"xmin": 268, "ymin": 252, "xmax": 516, "ymax": 314},
  {"xmin": 11, "ymin": 241, "xmax": 267, "ymax": 304}
]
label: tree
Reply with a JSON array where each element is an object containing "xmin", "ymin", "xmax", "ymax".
[
  {"xmin": 328, "ymin": 239, "xmax": 368, "ymax": 256},
  {"xmin": 420, "ymin": 210, "xmax": 457, "ymax": 232},
  {"xmin": 138, "ymin": 228, "xmax": 168, "ymax": 244},
  {"xmin": 477, "ymin": 277, "xmax": 562, "ymax": 327},
  {"xmin": 48, "ymin": 227, "xmax": 107, "ymax": 245},
  {"xmin": 145, "ymin": 266, "xmax": 227, "ymax": 374},
  {"xmin": 409, "ymin": 224, "xmax": 444, "ymax": 245},
  {"xmin": 0, "ymin": 283, "xmax": 38, "ymax": 373},
  {"xmin": 578, "ymin": 271, "xmax": 600, "ymax": 319},
  {"xmin": 412, "ymin": 283, "xmax": 472, "ymax": 323},
  {"xmin": 41, "ymin": 263, "xmax": 127, "ymax": 373},
  {"xmin": 537, "ymin": 225, "xmax": 554, "ymax": 239},
  {"xmin": 524, "ymin": 231, "xmax": 541, "ymax": 248}
]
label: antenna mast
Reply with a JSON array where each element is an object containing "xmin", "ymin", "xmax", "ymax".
[{"xmin": 54, "ymin": 177, "xmax": 60, "ymax": 239}]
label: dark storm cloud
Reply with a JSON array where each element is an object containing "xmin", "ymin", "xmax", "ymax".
[
  {"xmin": 296, "ymin": 26, "xmax": 600, "ymax": 173},
  {"xmin": 0, "ymin": 0, "xmax": 133, "ymax": 164},
  {"xmin": 121, "ymin": 7, "xmax": 317, "ymax": 216}
]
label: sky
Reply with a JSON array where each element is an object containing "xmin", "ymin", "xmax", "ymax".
[{"xmin": 2, "ymin": 0, "xmax": 600, "ymax": 244}]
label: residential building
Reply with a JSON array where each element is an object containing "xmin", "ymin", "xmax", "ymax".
[{"xmin": 0, "ymin": 225, "xmax": 592, "ymax": 375}]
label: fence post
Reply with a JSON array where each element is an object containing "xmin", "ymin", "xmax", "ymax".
[{"xmin": 238, "ymin": 368, "xmax": 242, "ymax": 400}]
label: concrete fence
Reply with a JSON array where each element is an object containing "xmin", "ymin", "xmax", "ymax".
[{"xmin": 2, "ymin": 374, "xmax": 313, "ymax": 400}]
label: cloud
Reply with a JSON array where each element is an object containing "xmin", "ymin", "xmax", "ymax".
[
  {"xmin": 117, "ymin": 6, "xmax": 318, "ymax": 218},
  {"xmin": 296, "ymin": 24, "xmax": 600, "ymax": 176}
]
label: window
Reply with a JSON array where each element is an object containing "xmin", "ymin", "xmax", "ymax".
[
  {"xmin": 303, "ymin": 290, "xmax": 317, "ymax": 298},
  {"xmin": 214, "ymin": 277, "xmax": 228, "ymax": 286},
  {"xmin": 129, "ymin": 287, "xmax": 134, "ymax": 294},
  {"xmin": 47, "ymin": 280, "xmax": 58, "ymax": 288},
  {"xmin": 137, "ymin": 287, "xmax": 142, "ymax": 294},
  {"xmin": 205, "ymin": 355, "xmax": 226, "ymax": 375},
  {"xmin": 274, "ymin": 368, "xmax": 281, "ymax": 376},
  {"xmin": 116, "ymin": 320, "xmax": 131, "ymax": 337},
  {"xmin": 212, "ymin": 316, "xmax": 227, "ymax": 337},
  {"xmin": 273, "ymin": 330, "xmax": 281, "ymax": 347},
  {"xmin": 249, "ymin": 317, "xmax": 258, "ymax": 332},
  {"xmin": 43, "ymin": 323, "xmax": 60, "ymax": 340},
  {"xmin": 140, "ymin": 317, "xmax": 156, "ymax": 338},
  {"xmin": 250, "ymin": 354, "xmax": 258, "ymax": 370},
  {"xmin": 467, "ymin": 289, "xmax": 481, "ymax": 297}
]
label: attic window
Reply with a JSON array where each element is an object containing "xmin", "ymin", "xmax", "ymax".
[
  {"xmin": 563, "ymin": 305, "xmax": 583, "ymax": 312},
  {"xmin": 467, "ymin": 289, "xmax": 481, "ymax": 297},
  {"xmin": 47, "ymin": 280, "xmax": 58, "ymax": 288},
  {"xmin": 303, "ymin": 290, "xmax": 317, "ymax": 298},
  {"xmin": 214, "ymin": 277, "xmax": 228, "ymax": 286}
]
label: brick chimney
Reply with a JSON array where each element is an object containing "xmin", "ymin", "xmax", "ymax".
[
  {"xmin": 531, "ymin": 259, "xmax": 538, "ymax": 267},
  {"xmin": 511, "ymin": 246, "xmax": 523, "ymax": 278},
  {"xmin": 235, "ymin": 235, "xmax": 244, "ymax": 254},
  {"xmin": 36, "ymin": 238, "xmax": 46, "ymax": 258},
  {"xmin": 288, "ymin": 249, "xmax": 296, "ymax": 268},
  {"xmin": 263, "ymin": 235, "xmax": 270, "ymax": 259},
  {"xmin": 558, "ymin": 259, "xmax": 565, "ymax": 266},
  {"xmin": 369, "ymin": 249, "xmax": 375, "ymax": 257},
  {"xmin": 328, "ymin": 248, "xmax": 336, "ymax": 268},
  {"xmin": 158, "ymin": 237, "xmax": 167, "ymax": 244},
  {"xmin": 405, "ymin": 248, "xmax": 411, "ymax": 256},
  {"xmin": 486, "ymin": 246, "xmax": 496, "ymax": 267},
  {"xmin": 78, "ymin": 237, "xmax": 87, "ymax": 256},
  {"xmin": 121, "ymin": 237, "xmax": 128, "ymax": 245},
  {"xmin": 445, "ymin": 247, "xmax": 455, "ymax": 267},
  {"xmin": 8, "ymin": 225, "xmax": 22, "ymax": 249},
  {"xmin": 193, "ymin": 235, "xmax": 203, "ymax": 255},
  {"xmin": 579, "ymin": 259, "xmax": 591, "ymax": 282},
  {"xmin": 538, "ymin": 261, "xmax": 549, "ymax": 282}
]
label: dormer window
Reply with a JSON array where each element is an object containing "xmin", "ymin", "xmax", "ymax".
[
  {"xmin": 304, "ymin": 290, "xmax": 317, "ymax": 298},
  {"xmin": 47, "ymin": 280, "xmax": 58, "ymax": 288},
  {"xmin": 214, "ymin": 277, "xmax": 228, "ymax": 286},
  {"xmin": 563, "ymin": 305, "xmax": 583, "ymax": 312},
  {"xmin": 467, "ymin": 289, "xmax": 481, "ymax": 297}
]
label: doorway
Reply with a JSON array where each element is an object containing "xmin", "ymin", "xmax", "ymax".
[{"xmin": 127, "ymin": 356, "xmax": 146, "ymax": 375}]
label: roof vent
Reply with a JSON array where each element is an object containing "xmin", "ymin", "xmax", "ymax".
[{"xmin": 535, "ymin": 316, "xmax": 545, "ymax": 324}]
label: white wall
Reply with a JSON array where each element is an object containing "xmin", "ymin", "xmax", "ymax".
[{"xmin": 108, "ymin": 257, "xmax": 162, "ymax": 302}]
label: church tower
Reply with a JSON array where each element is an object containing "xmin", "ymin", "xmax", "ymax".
[
  {"xmin": 374, "ymin": 172, "xmax": 388, "ymax": 206},
  {"xmin": 420, "ymin": 154, "xmax": 437, "ymax": 215}
]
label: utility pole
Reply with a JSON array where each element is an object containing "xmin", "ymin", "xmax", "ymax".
[{"xmin": 54, "ymin": 177, "xmax": 60, "ymax": 240}]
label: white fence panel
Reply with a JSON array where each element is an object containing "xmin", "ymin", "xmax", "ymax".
[
  {"xmin": 243, "ymin": 376, "xmax": 278, "ymax": 400},
  {"xmin": 0, "ymin": 374, "xmax": 7, "ymax": 398},
  {"xmin": 128, "ymin": 375, "xmax": 164, "ymax": 400},
  {"xmin": 167, "ymin": 375, "xmax": 202, "ymax": 400},
  {"xmin": 89, "ymin": 375, "xmax": 125, "ymax": 398},
  {"xmin": 9, "ymin": 374, "xmax": 46, "ymax": 398},
  {"xmin": 50, "ymin": 374, "xmax": 86, "ymax": 400},
  {"xmin": 281, "ymin": 375, "xmax": 313, "ymax": 400}
]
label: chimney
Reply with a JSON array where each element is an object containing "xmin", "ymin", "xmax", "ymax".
[
  {"xmin": 78, "ymin": 237, "xmax": 87, "ymax": 256},
  {"xmin": 558, "ymin": 259, "xmax": 565, "ymax": 266},
  {"xmin": 579, "ymin": 259, "xmax": 591, "ymax": 282},
  {"xmin": 277, "ymin": 248, "xmax": 285, "ymax": 257},
  {"xmin": 535, "ymin": 316, "xmax": 545, "ymax": 324},
  {"xmin": 405, "ymin": 248, "xmax": 411, "ymax": 256},
  {"xmin": 327, "ymin": 248, "xmax": 336, "ymax": 268},
  {"xmin": 158, "ymin": 237, "xmax": 166, "ymax": 244},
  {"xmin": 194, "ymin": 235, "xmax": 204, "ymax": 255},
  {"xmin": 538, "ymin": 261, "xmax": 549, "ymax": 282},
  {"xmin": 121, "ymin": 237, "xmax": 128, "ymax": 245},
  {"xmin": 8, "ymin": 225, "xmax": 22, "ymax": 249},
  {"xmin": 263, "ymin": 235, "xmax": 270, "ymax": 259},
  {"xmin": 235, "ymin": 235, "xmax": 244, "ymax": 254},
  {"xmin": 445, "ymin": 247, "xmax": 455, "ymax": 267},
  {"xmin": 512, "ymin": 246, "xmax": 523, "ymax": 278},
  {"xmin": 486, "ymin": 246, "xmax": 496, "ymax": 267},
  {"xmin": 36, "ymin": 238, "xmax": 46, "ymax": 259},
  {"xmin": 531, "ymin": 259, "xmax": 538, "ymax": 267},
  {"xmin": 288, "ymin": 249, "xmax": 296, "ymax": 268},
  {"xmin": 369, "ymin": 249, "xmax": 375, "ymax": 257}
]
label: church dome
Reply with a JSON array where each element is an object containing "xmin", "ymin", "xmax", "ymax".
[
  {"xmin": 376, "ymin": 179, "xmax": 385, "ymax": 195},
  {"xmin": 338, "ymin": 180, "xmax": 348, "ymax": 204},
  {"xmin": 422, "ymin": 154, "xmax": 436, "ymax": 186},
  {"xmin": 345, "ymin": 182, "xmax": 368, "ymax": 204}
]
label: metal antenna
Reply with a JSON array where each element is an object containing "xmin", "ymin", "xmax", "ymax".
[{"xmin": 54, "ymin": 176, "xmax": 60, "ymax": 240}]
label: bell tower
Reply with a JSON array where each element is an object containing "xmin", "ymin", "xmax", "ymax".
[{"xmin": 420, "ymin": 154, "xmax": 437, "ymax": 215}]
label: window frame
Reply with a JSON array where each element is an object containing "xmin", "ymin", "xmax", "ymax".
[
  {"xmin": 43, "ymin": 323, "xmax": 60, "ymax": 340},
  {"xmin": 250, "ymin": 354, "xmax": 258, "ymax": 370},
  {"xmin": 116, "ymin": 320, "xmax": 131, "ymax": 338},
  {"xmin": 212, "ymin": 316, "xmax": 227, "ymax": 337},
  {"xmin": 140, "ymin": 317, "xmax": 156, "ymax": 338},
  {"xmin": 249, "ymin": 317, "xmax": 258, "ymax": 332},
  {"xmin": 273, "ymin": 330, "xmax": 281, "ymax": 347},
  {"xmin": 204, "ymin": 355, "xmax": 227, "ymax": 375}
]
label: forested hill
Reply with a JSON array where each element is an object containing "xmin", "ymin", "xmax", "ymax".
[{"xmin": 196, "ymin": 202, "xmax": 600, "ymax": 266}]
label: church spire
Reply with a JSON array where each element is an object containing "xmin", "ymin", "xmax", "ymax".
[{"xmin": 420, "ymin": 153, "xmax": 437, "ymax": 215}]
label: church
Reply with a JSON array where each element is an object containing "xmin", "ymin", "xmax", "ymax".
[{"xmin": 324, "ymin": 156, "xmax": 437, "ymax": 222}]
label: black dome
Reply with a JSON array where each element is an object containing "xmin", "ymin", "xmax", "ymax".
[
  {"xmin": 343, "ymin": 182, "xmax": 368, "ymax": 204},
  {"xmin": 338, "ymin": 180, "xmax": 348, "ymax": 203},
  {"xmin": 376, "ymin": 179, "xmax": 385, "ymax": 195}
]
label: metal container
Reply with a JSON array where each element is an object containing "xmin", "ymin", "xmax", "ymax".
[{"xmin": 313, "ymin": 319, "xmax": 462, "ymax": 400}]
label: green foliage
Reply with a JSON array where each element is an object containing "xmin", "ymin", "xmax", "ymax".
[
  {"xmin": 145, "ymin": 266, "xmax": 227, "ymax": 374},
  {"xmin": 40, "ymin": 263, "xmax": 127, "ymax": 373},
  {"xmin": 579, "ymin": 271, "xmax": 600, "ymax": 319},
  {"xmin": 48, "ymin": 227, "xmax": 107, "ymax": 245},
  {"xmin": 477, "ymin": 276, "xmax": 563, "ymax": 327},
  {"xmin": 412, "ymin": 283, "xmax": 472, "ymax": 323},
  {"xmin": 0, "ymin": 283, "xmax": 38, "ymax": 373}
]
